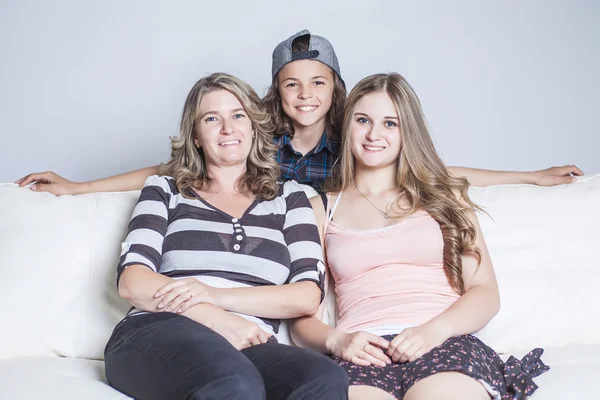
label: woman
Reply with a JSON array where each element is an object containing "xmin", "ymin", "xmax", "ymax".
[
  {"xmin": 290, "ymin": 73, "xmax": 548, "ymax": 400},
  {"xmin": 104, "ymin": 72, "xmax": 348, "ymax": 400},
  {"xmin": 16, "ymin": 30, "xmax": 582, "ymax": 194}
]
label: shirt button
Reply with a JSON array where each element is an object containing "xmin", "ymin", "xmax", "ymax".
[
  {"xmin": 232, "ymin": 218, "xmax": 239, "ymax": 223},
  {"xmin": 233, "ymin": 244, "xmax": 241, "ymax": 251},
  {"xmin": 236, "ymin": 235, "xmax": 243, "ymax": 241},
  {"xmin": 235, "ymin": 229, "xmax": 242, "ymax": 233},
  {"xmin": 234, "ymin": 223, "xmax": 241, "ymax": 228}
]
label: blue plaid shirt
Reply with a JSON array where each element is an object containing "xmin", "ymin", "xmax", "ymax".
[{"xmin": 275, "ymin": 133, "xmax": 339, "ymax": 192}]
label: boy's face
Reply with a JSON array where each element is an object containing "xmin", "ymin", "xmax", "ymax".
[{"xmin": 277, "ymin": 59, "xmax": 334, "ymax": 133}]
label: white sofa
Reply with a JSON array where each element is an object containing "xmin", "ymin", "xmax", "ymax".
[{"xmin": 1, "ymin": 175, "xmax": 599, "ymax": 399}]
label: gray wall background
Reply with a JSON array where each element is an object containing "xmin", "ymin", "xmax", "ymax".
[{"xmin": 1, "ymin": 0, "xmax": 598, "ymax": 183}]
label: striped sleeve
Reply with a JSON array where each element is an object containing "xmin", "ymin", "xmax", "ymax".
[
  {"xmin": 116, "ymin": 175, "xmax": 171, "ymax": 285},
  {"xmin": 282, "ymin": 181, "xmax": 325, "ymax": 302}
]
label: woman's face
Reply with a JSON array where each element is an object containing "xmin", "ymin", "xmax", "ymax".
[
  {"xmin": 350, "ymin": 91, "xmax": 402, "ymax": 169},
  {"xmin": 194, "ymin": 89, "xmax": 254, "ymax": 169},
  {"xmin": 277, "ymin": 60, "xmax": 334, "ymax": 132}
]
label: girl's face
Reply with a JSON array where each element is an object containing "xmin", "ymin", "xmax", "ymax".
[
  {"xmin": 350, "ymin": 91, "xmax": 402, "ymax": 169},
  {"xmin": 277, "ymin": 60, "xmax": 334, "ymax": 132},
  {"xmin": 194, "ymin": 89, "xmax": 254, "ymax": 169}
]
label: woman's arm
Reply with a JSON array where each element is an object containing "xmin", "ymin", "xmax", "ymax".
[
  {"xmin": 120, "ymin": 264, "xmax": 272, "ymax": 349},
  {"xmin": 448, "ymin": 165, "xmax": 583, "ymax": 187},
  {"xmin": 211, "ymin": 282, "xmax": 321, "ymax": 318},
  {"xmin": 15, "ymin": 165, "xmax": 160, "ymax": 195},
  {"xmin": 119, "ymin": 264, "xmax": 226, "ymax": 322},
  {"xmin": 157, "ymin": 278, "xmax": 322, "ymax": 319}
]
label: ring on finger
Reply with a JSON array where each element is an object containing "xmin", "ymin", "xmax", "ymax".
[
  {"xmin": 187, "ymin": 290, "xmax": 193, "ymax": 298},
  {"xmin": 363, "ymin": 343, "xmax": 368, "ymax": 351}
]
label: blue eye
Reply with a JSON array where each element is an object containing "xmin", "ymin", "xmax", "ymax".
[
  {"xmin": 285, "ymin": 83, "xmax": 298, "ymax": 88},
  {"xmin": 314, "ymin": 81, "xmax": 325, "ymax": 86},
  {"xmin": 385, "ymin": 121, "xmax": 398, "ymax": 128},
  {"xmin": 233, "ymin": 113, "xmax": 246, "ymax": 119},
  {"xmin": 357, "ymin": 117, "xmax": 370, "ymax": 124},
  {"xmin": 205, "ymin": 116, "xmax": 217, "ymax": 122}
]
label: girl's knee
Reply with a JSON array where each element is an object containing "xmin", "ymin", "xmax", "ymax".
[
  {"xmin": 404, "ymin": 372, "xmax": 490, "ymax": 400},
  {"xmin": 349, "ymin": 385, "xmax": 396, "ymax": 400}
]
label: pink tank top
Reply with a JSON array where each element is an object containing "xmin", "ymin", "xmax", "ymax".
[{"xmin": 325, "ymin": 193, "xmax": 459, "ymax": 333}]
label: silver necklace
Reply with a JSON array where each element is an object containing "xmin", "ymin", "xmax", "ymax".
[{"xmin": 354, "ymin": 184, "xmax": 399, "ymax": 219}]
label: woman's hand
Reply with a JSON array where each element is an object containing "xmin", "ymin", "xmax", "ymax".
[
  {"xmin": 326, "ymin": 330, "xmax": 392, "ymax": 367},
  {"xmin": 386, "ymin": 321, "xmax": 451, "ymax": 363},
  {"xmin": 154, "ymin": 278, "xmax": 221, "ymax": 313},
  {"xmin": 207, "ymin": 312, "xmax": 272, "ymax": 350},
  {"xmin": 531, "ymin": 165, "xmax": 583, "ymax": 186},
  {"xmin": 15, "ymin": 171, "xmax": 81, "ymax": 195}
]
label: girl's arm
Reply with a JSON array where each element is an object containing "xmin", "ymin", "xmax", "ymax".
[
  {"xmin": 290, "ymin": 195, "xmax": 391, "ymax": 367},
  {"xmin": 16, "ymin": 165, "xmax": 160, "ymax": 195},
  {"xmin": 424, "ymin": 203, "xmax": 501, "ymax": 338},
  {"xmin": 448, "ymin": 164, "xmax": 583, "ymax": 187},
  {"xmin": 386, "ymin": 197, "xmax": 500, "ymax": 363}
]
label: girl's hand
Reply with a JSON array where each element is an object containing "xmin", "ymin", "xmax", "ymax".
[
  {"xmin": 327, "ymin": 330, "xmax": 392, "ymax": 367},
  {"xmin": 387, "ymin": 321, "xmax": 451, "ymax": 363},
  {"xmin": 154, "ymin": 278, "xmax": 221, "ymax": 313}
]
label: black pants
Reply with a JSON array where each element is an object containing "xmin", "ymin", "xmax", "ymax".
[{"xmin": 104, "ymin": 312, "xmax": 348, "ymax": 400}]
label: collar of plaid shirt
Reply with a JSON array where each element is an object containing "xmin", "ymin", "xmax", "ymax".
[{"xmin": 275, "ymin": 132, "xmax": 339, "ymax": 190}]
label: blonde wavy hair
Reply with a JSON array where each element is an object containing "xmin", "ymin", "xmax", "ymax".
[
  {"xmin": 326, "ymin": 73, "xmax": 482, "ymax": 295},
  {"xmin": 160, "ymin": 73, "xmax": 279, "ymax": 200}
]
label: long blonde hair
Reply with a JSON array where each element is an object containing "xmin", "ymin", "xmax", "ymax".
[
  {"xmin": 327, "ymin": 73, "xmax": 481, "ymax": 294},
  {"xmin": 160, "ymin": 73, "xmax": 279, "ymax": 200}
]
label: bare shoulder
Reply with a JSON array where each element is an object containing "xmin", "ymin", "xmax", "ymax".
[{"xmin": 309, "ymin": 195, "xmax": 326, "ymax": 219}]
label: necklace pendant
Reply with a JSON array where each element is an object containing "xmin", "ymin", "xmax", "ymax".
[{"xmin": 384, "ymin": 212, "xmax": 389, "ymax": 219}]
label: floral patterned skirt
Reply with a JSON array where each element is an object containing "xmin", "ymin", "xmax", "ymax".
[{"xmin": 331, "ymin": 334, "xmax": 549, "ymax": 400}]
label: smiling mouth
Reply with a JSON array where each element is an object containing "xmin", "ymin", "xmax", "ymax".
[
  {"xmin": 296, "ymin": 106, "xmax": 318, "ymax": 113},
  {"xmin": 363, "ymin": 145, "xmax": 385, "ymax": 152},
  {"xmin": 219, "ymin": 140, "xmax": 241, "ymax": 147}
]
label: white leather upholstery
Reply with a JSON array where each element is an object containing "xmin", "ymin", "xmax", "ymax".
[
  {"xmin": 0, "ymin": 175, "xmax": 598, "ymax": 399},
  {"xmin": 470, "ymin": 175, "xmax": 600, "ymax": 352},
  {"xmin": 0, "ymin": 357, "xmax": 130, "ymax": 399}
]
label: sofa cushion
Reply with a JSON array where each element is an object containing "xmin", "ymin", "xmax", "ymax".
[
  {"xmin": 469, "ymin": 174, "xmax": 600, "ymax": 352},
  {"xmin": 1, "ymin": 175, "xmax": 599, "ymax": 360},
  {"xmin": 0, "ymin": 185, "xmax": 135, "ymax": 360}
]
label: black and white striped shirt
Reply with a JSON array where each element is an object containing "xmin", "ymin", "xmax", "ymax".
[{"xmin": 117, "ymin": 175, "xmax": 325, "ymax": 335}]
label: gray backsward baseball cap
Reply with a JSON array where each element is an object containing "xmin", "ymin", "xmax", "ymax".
[{"xmin": 271, "ymin": 29, "xmax": 343, "ymax": 84}]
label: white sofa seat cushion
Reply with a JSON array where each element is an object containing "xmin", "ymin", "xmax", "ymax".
[{"xmin": 0, "ymin": 357, "xmax": 130, "ymax": 399}]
